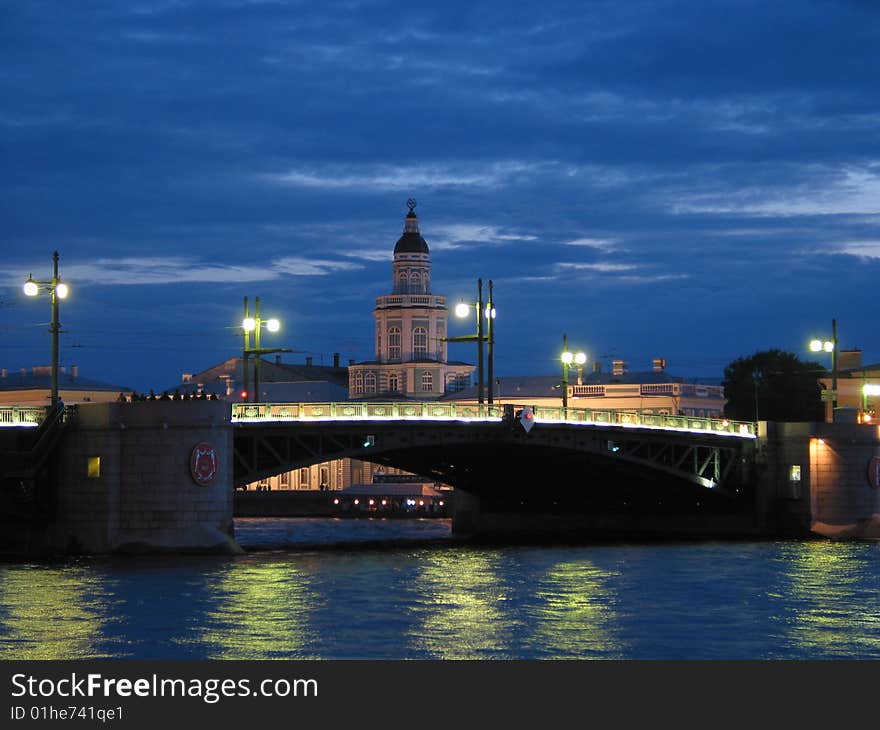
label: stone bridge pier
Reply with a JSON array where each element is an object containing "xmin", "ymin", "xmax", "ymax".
[{"xmin": 8, "ymin": 401, "xmax": 239, "ymax": 555}]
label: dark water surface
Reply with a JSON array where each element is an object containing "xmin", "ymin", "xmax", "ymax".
[{"xmin": 2, "ymin": 518, "xmax": 879, "ymax": 659}]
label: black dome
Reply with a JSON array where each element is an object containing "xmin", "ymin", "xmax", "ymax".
[
  {"xmin": 394, "ymin": 231, "xmax": 429, "ymax": 254},
  {"xmin": 393, "ymin": 210, "xmax": 429, "ymax": 254}
]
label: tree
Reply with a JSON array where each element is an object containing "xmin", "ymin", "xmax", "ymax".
[{"xmin": 722, "ymin": 349, "xmax": 824, "ymax": 422}]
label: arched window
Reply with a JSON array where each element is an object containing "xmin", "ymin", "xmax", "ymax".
[
  {"xmin": 388, "ymin": 327, "xmax": 401, "ymax": 360},
  {"xmin": 353, "ymin": 372, "xmax": 364, "ymax": 395},
  {"xmin": 410, "ymin": 271, "xmax": 421, "ymax": 292},
  {"xmin": 413, "ymin": 327, "xmax": 428, "ymax": 358},
  {"xmin": 388, "ymin": 373, "xmax": 399, "ymax": 392},
  {"xmin": 364, "ymin": 372, "xmax": 377, "ymax": 393},
  {"xmin": 398, "ymin": 272, "xmax": 408, "ymax": 292},
  {"xmin": 421, "ymin": 371, "xmax": 433, "ymax": 392}
]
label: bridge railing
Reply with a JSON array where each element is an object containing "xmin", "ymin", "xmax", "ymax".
[
  {"xmin": 0, "ymin": 406, "xmax": 48, "ymax": 428},
  {"xmin": 232, "ymin": 401, "xmax": 507, "ymax": 421},
  {"xmin": 232, "ymin": 401, "xmax": 756, "ymax": 437},
  {"xmin": 530, "ymin": 406, "xmax": 756, "ymax": 437}
]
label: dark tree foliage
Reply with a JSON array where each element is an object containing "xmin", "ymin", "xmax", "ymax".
[{"xmin": 723, "ymin": 349, "xmax": 825, "ymax": 422}]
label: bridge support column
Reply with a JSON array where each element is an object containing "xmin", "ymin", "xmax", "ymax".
[
  {"xmin": 452, "ymin": 488, "xmax": 481, "ymax": 535},
  {"xmin": 47, "ymin": 401, "xmax": 240, "ymax": 555}
]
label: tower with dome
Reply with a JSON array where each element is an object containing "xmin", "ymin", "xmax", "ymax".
[{"xmin": 348, "ymin": 200, "xmax": 475, "ymax": 399}]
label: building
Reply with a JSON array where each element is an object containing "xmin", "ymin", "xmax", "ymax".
[
  {"xmin": 819, "ymin": 349, "xmax": 880, "ymax": 422},
  {"xmin": 348, "ymin": 201, "xmax": 474, "ymax": 399},
  {"xmin": 174, "ymin": 355, "xmax": 349, "ymax": 402},
  {"xmin": 0, "ymin": 366, "xmax": 131, "ymax": 406},
  {"xmin": 446, "ymin": 357, "xmax": 726, "ymax": 417}
]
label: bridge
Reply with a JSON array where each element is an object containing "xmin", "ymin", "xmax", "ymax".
[{"xmin": 232, "ymin": 402, "xmax": 758, "ymax": 520}]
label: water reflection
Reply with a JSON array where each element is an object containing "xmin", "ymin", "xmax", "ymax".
[
  {"xmin": 526, "ymin": 559, "xmax": 626, "ymax": 658},
  {"xmin": 406, "ymin": 550, "xmax": 514, "ymax": 658},
  {"xmin": 188, "ymin": 557, "xmax": 319, "ymax": 659},
  {"xmin": 0, "ymin": 564, "xmax": 115, "ymax": 659},
  {"xmin": 774, "ymin": 542, "xmax": 880, "ymax": 658}
]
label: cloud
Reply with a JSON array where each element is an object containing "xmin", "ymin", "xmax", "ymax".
[
  {"xmin": 430, "ymin": 223, "xmax": 538, "ymax": 250},
  {"xmin": 672, "ymin": 165, "xmax": 880, "ymax": 217},
  {"xmin": 4, "ymin": 255, "xmax": 362, "ymax": 287},
  {"xmin": 263, "ymin": 161, "xmax": 540, "ymax": 192},
  {"xmin": 272, "ymin": 257, "xmax": 362, "ymax": 275},
  {"xmin": 835, "ymin": 241, "xmax": 880, "ymax": 259},
  {"xmin": 556, "ymin": 262, "xmax": 636, "ymax": 272},
  {"xmin": 563, "ymin": 238, "xmax": 618, "ymax": 250}
]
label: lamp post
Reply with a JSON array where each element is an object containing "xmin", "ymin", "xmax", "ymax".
[
  {"xmin": 23, "ymin": 251, "xmax": 69, "ymax": 409},
  {"xmin": 241, "ymin": 296, "xmax": 285, "ymax": 403},
  {"xmin": 449, "ymin": 278, "xmax": 496, "ymax": 404},
  {"xmin": 810, "ymin": 318, "xmax": 838, "ymax": 418},
  {"xmin": 560, "ymin": 333, "xmax": 586, "ymax": 410}
]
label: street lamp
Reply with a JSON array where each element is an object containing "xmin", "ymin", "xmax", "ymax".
[
  {"xmin": 241, "ymin": 296, "xmax": 287, "ymax": 403},
  {"xmin": 809, "ymin": 318, "xmax": 838, "ymax": 416},
  {"xmin": 448, "ymin": 278, "xmax": 496, "ymax": 404},
  {"xmin": 560, "ymin": 333, "xmax": 586, "ymax": 410},
  {"xmin": 23, "ymin": 251, "xmax": 69, "ymax": 409}
]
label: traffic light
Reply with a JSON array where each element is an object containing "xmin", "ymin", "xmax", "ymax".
[{"xmin": 516, "ymin": 407, "xmax": 536, "ymax": 434}]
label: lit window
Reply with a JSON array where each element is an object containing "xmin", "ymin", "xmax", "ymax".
[
  {"xmin": 87, "ymin": 456, "xmax": 101, "ymax": 478},
  {"xmin": 789, "ymin": 465, "xmax": 801, "ymax": 482}
]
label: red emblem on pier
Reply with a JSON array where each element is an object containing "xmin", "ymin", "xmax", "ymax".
[
  {"xmin": 190, "ymin": 442, "xmax": 218, "ymax": 486},
  {"xmin": 868, "ymin": 457, "xmax": 880, "ymax": 490}
]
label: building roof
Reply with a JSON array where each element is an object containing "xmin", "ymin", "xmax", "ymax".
[
  {"xmin": 165, "ymin": 356, "xmax": 349, "ymax": 400},
  {"xmin": 0, "ymin": 367, "xmax": 131, "ymax": 393},
  {"xmin": 441, "ymin": 370, "xmax": 723, "ymax": 401}
]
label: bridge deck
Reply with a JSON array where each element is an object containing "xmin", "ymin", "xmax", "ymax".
[{"xmin": 232, "ymin": 401, "xmax": 756, "ymax": 439}]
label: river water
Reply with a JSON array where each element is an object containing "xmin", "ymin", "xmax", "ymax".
[{"xmin": 1, "ymin": 517, "xmax": 879, "ymax": 660}]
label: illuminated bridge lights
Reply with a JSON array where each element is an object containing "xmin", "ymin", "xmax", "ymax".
[
  {"xmin": 0, "ymin": 407, "xmax": 46, "ymax": 428},
  {"xmin": 231, "ymin": 402, "xmax": 757, "ymax": 439}
]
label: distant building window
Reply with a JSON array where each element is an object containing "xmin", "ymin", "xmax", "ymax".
[
  {"xmin": 388, "ymin": 327, "xmax": 401, "ymax": 360},
  {"xmin": 421, "ymin": 371, "xmax": 433, "ymax": 392},
  {"xmin": 299, "ymin": 468, "xmax": 309, "ymax": 487},
  {"xmin": 365, "ymin": 372, "xmax": 377, "ymax": 393},
  {"xmin": 413, "ymin": 327, "xmax": 428, "ymax": 358},
  {"xmin": 389, "ymin": 373, "xmax": 400, "ymax": 392},
  {"xmin": 87, "ymin": 456, "xmax": 101, "ymax": 478},
  {"xmin": 280, "ymin": 470, "xmax": 290, "ymax": 487}
]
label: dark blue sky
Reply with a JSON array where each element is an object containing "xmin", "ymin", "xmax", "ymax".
[{"xmin": 2, "ymin": 0, "xmax": 879, "ymax": 391}]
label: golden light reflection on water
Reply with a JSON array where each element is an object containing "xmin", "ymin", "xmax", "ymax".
[
  {"xmin": 526, "ymin": 560, "xmax": 625, "ymax": 658},
  {"xmin": 406, "ymin": 551, "xmax": 512, "ymax": 658},
  {"xmin": 0, "ymin": 567, "xmax": 112, "ymax": 659},
  {"xmin": 775, "ymin": 542, "xmax": 880, "ymax": 657},
  {"xmin": 188, "ymin": 558, "xmax": 319, "ymax": 659}
]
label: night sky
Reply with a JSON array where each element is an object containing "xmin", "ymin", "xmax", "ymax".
[{"xmin": 2, "ymin": 0, "xmax": 879, "ymax": 392}]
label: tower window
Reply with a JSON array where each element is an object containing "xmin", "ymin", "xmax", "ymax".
[
  {"xmin": 388, "ymin": 327, "xmax": 401, "ymax": 360},
  {"xmin": 413, "ymin": 327, "xmax": 428, "ymax": 358},
  {"xmin": 410, "ymin": 271, "xmax": 421, "ymax": 292}
]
